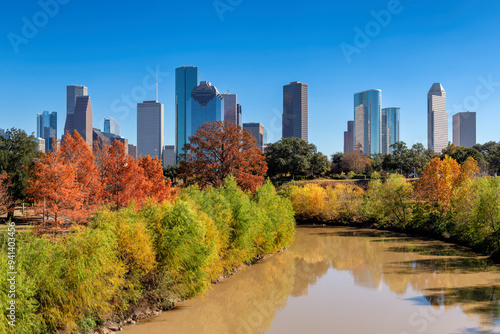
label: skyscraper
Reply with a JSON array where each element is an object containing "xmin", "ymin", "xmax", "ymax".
[
  {"xmin": 354, "ymin": 89, "xmax": 382, "ymax": 154},
  {"xmin": 221, "ymin": 93, "xmax": 238, "ymax": 125},
  {"xmin": 104, "ymin": 116, "xmax": 120, "ymax": 136},
  {"xmin": 72, "ymin": 96, "xmax": 93, "ymax": 146},
  {"xmin": 162, "ymin": 145, "xmax": 177, "ymax": 168},
  {"xmin": 65, "ymin": 85, "xmax": 88, "ymax": 138},
  {"xmin": 175, "ymin": 66, "xmax": 199, "ymax": 160},
  {"xmin": 283, "ymin": 81, "xmax": 308, "ymax": 141},
  {"xmin": 37, "ymin": 111, "xmax": 57, "ymax": 152},
  {"xmin": 428, "ymin": 83, "xmax": 448, "ymax": 153},
  {"xmin": 128, "ymin": 144, "xmax": 138, "ymax": 159},
  {"xmin": 186, "ymin": 81, "xmax": 224, "ymax": 141},
  {"xmin": 137, "ymin": 101, "xmax": 164, "ymax": 158},
  {"xmin": 344, "ymin": 120, "xmax": 354, "ymax": 153},
  {"xmin": 381, "ymin": 107, "xmax": 400, "ymax": 154},
  {"xmin": 243, "ymin": 123, "xmax": 265, "ymax": 152},
  {"xmin": 237, "ymin": 104, "xmax": 243, "ymax": 127},
  {"xmin": 453, "ymin": 112, "xmax": 476, "ymax": 148},
  {"xmin": 0, "ymin": 129, "xmax": 5, "ymax": 138}
]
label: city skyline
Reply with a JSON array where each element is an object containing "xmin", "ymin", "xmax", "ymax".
[{"xmin": 2, "ymin": 1, "xmax": 500, "ymax": 155}]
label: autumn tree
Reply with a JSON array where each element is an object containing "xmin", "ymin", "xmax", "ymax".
[
  {"xmin": 179, "ymin": 121, "xmax": 267, "ymax": 192},
  {"xmin": 338, "ymin": 151, "xmax": 370, "ymax": 174},
  {"xmin": 138, "ymin": 155, "xmax": 176, "ymax": 203},
  {"xmin": 0, "ymin": 172, "xmax": 12, "ymax": 215},
  {"xmin": 96, "ymin": 140, "xmax": 147, "ymax": 208},
  {"xmin": 59, "ymin": 131, "xmax": 104, "ymax": 220},
  {"xmin": 27, "ymin": 145, "xmax": 81, "ymax": 226},
  {"xmin": 415, "ymin": 156, "xmax": 461, "ymax": 208}
]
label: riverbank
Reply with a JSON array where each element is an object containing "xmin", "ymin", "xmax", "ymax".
[
  {"xmin": 283, "ymin": 170, "xmax": 500, "ymax": 264},
  {"xmin": 84, "ymin": 248, "xmax": 288, "ymax": 334},
  {"xmin": 0, "ymin": 178, "xmax": 296, "ymax": 334}
]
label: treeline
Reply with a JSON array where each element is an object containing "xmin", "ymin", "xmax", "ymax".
[
  {"xmin": 0, "ymin": 177, "xmax": 295, "ymax": 333},
  {"xmin": 0, "ymin": 130, "xmax": 175, "ymax": 227},
  {"xmin": 333, "ymin": 141, "xmax": 500, "ymax": 178},
  {"xmin": 283, "ymin": 156, "xmax": 500, "ymax": 256}
]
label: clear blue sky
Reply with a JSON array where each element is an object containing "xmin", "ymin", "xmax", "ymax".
[{"xmin": 1, "ymin": 0, "xmax": 500, "ymax": 155}]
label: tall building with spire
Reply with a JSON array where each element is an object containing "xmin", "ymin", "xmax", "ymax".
[
  {"xmin": 221, "ymin": 93, "xmax": 238, "ymax": 125},
  {"xmin": 354, "ymin": 89, "xmax": 382, "ymax": 154},
  {"xmin": 186, "ymin": 81, "xmax": 224, "ymax": 141},
  {"xmin": 137, "ymin": 100, "xmax": 164, "ymax": 159},
  {"xmin": 428, "ymin": 83, "xmax": 448, "ymax": 153},
  {"xmin": 282, "ymin": 81, "xmax": 308, "ymax": 142},
  {"xmin": 175, "ymin": 66, "xmax": 199, "ymax": 160}
]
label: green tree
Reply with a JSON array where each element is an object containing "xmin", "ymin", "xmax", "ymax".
[
  {"xmin": 0, "ymin": 128, "xmax": 40, "ymax": 215},
  {"xmin": 474, "ymin": 141, "xmax": 500, "ymax": 175},
  {"xmin": 309, "ymin": 152, "xmax": 330, "ymax": 177},
  {"xmin": 265, "ymin": 137, "xmax": 322, "ymax": 179},
  {"xmin": 163, "ymin": 164, "xmax": 180, "ymax": 182},
  {"xmin": 442, "ymin": 143, "xmax": 485, "ymax": 165}
]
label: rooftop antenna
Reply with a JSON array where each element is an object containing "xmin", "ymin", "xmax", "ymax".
[{"xmin": 155, "ymin": 69, "xmax": 159, "ymax": 102}]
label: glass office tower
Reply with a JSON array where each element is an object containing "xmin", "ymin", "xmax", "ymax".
[
  {"xmin": 36, "ymin": 110, "xmax": 57, "ymax": 152},
  {"xmin": 354, "ymin": 89, "xmax": 382, "ymax": 154},
  {"xmin": 186, "ymin": 81, "xmax": 224, "ymax": 140},
  {"xmin": 104, "ymin": 116, "xmax": 120, "ymax": 136},
  {"xmin": 175, "ymin": 66, "xmax": 199, "ymax": 161},
  {"xmin": 381, "ymin": 107, "xmax": 400, "ymax": 154}
]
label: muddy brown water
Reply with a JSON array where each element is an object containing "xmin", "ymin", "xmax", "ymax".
[{"xmin": 123, "ymin": 226, "xmax": 500, "ymax": 334}]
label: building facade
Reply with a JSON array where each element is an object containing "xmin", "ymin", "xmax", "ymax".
[
  {"xmin": 35, "ymin": 137, "xmax": 45, "ymax": 153},
  {"xmin": 243, "ymin": 122, "xmax": 265, "ymax": 152},
  {"xmin": 137, "ymin": 100, "xmax": 164, "ymax": 158},
  {"xmin": 162, "ymin": 145, "xmax": 177, "ymax": 168},
  {"xmin": 453, "ymin": 112, "xmax": 476, "ymax": 148},
  {"xmin": 128, "ymin": 144, "xmax": 138, "ymax": 159},
  {"xmin": 104, "ymin": 116, "xmax": 120, "ymax": 136},
  {"xmin": 186, "ymin": 81, "xmax": 224, "ymax": 142},
  {"xmin": 381, "ymin": 107, "xmax": 400, "ymax": 154},
  {"xmin": 37, "ymin": 110, "xmax": 57, "ymax": 152},
  {"xmin": 344, "ymin": 120, "xmax": 354, "ymax": 153},
  {"xmin": 221, "ymin": 93, "xmax": 238, "ymax": 125},
  {"xmin": 237, "ymin": 104, "xmax": 243, "ymax": 127},
  {"xmin": 354, "ymin": 89, "xmax": 382, "ymax": 154},
  {"xmin": 282, "ymin": 81, "xmax": 308, "ymax": 141},
  {"xmin": 428, "ymin": 83, "xmax": 448, "ymax": 153},
  {"xmin": 92, "ymin": 128, "xmax": 128, "ymax": 154},
  {"xmin": 175, "ymin": 66, "xmax": 199, "ymax": 160},
  {"xmin": 64, "ymin": 85, "xmax": 88, "ymax": 139}
]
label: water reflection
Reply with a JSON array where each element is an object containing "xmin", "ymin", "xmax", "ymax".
[{"xmin": 124, "ymin": 226, "xmax": 500, "ymax": 334}]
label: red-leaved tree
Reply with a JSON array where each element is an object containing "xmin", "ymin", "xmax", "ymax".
[
  {"xmin": 0, "ymin": 172, "xmax": 12, "ymax": 215},
  {"xmin": 96, "ymin": 141, "xmax": 146, "ymax": 209},
  {"xmin": 138, "ymin": 155, "xmax": 177, "ymax": 203},
  {"xmin": 179, "ymin": 120, "xmax": 267, "ymax": 192}
]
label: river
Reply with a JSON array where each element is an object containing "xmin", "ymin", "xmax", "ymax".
[{"xmin": 123, "ymin": 226, "xmax": 500, "ymax": 334}]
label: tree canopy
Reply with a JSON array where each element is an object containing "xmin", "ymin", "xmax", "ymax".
[
  {"xmin": 179, "ymin": 120, "xmax": 267, "ymax": 192},
  {"xmin": 265, "ymin": 137, "xmax": 328, "ymax": 179}
]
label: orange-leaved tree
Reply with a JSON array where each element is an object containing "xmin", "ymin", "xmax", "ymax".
[
  {"xmin": 138, "ymin": 155, "xmax": 176, "ymax": 203},
  {"xmin": 415, "ymin": 155, "xmax": 462, "ymax": 208},
  {"xmin": 96, "ymin": 140, "xmax": 146, "ymax": 209},
  {"xmin": 179, "ymin": 120, "xmax": 267, "ymax": 192},
  {"xmin": 60, "ymin": 131, "xmax": 104, "ymax": 220},
  {"xmin": 0, "ymin": 172, "xmax": 12, "ymax": 215},
  {"xmin": 27, "ymin": 145, "xmax": 81, "ymax": 226}
]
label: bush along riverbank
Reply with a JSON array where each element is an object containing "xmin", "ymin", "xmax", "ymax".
[
  {"xmin": 0, "ymin": 177, "xmax": 295, "ymax": 334},
  {"xmin": 282, "ymin": 156, "xmax": 500, "ymax": 262}
]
